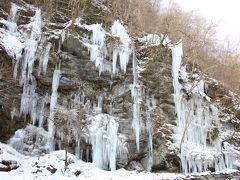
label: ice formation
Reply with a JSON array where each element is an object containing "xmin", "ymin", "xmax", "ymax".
[
  {"xmin": 111, "ymin": 20, "xmax": 132, "ymax": 74},
  {"xmin": 48, "ymin": 66, "xmax": 61, "ymax": 151},
  {"xmin": 6, "ymin": 3, "xmax": 236, "ymax": 174},
  {"xmin": 20, "ymin": 77, "xmax": 38, "ymax": 122},
  {"xmin": 4, "ymin": 5, "xmax": 57, "ymax": 151},
  {"xmin": 81, "ymin": 20, "xmax": 132, "ymax": 75},
  {"xmin": 131, "ymin": 52, "xmax": 142, "ymax": 152},
  {"xmin": 7, "ymin": 3, "xmax": 18, "ymax": 33},
  {"xmin": 85, "ymin": 23, "xmax": 109, "ymax": 75},
  {"xmin": 38, "ymin": 41, "xmax": 52, "ymax": 75},
  {"xmin": 172, "ymin": 43, "xmax": 234, "ymax": 174},
  {"xmin": 89, "ymin": 114, "xmax": 119, "ymax": 171},
  {"xmin": 95, "ymin": 94, "xmax": 104, "ymax": 114},
  {"xmin": 5, "ymin": 6, "xmax": 52, "ymax": 129},
  {"xmin": 8, "ymin": 125, "xmax": 50, "ymax": 155},
  {"xmin": 19, "ymin": 8, "xmax": 42, "ymax": 85}
]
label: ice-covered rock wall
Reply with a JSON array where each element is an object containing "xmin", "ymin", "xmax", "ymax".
[
  {"xmin": 172, "ymin": 43, "xmax": 238, "ymax": 174},
  {"xmin": 0, "ymin": 2, "xmax": 149, "ymax": 171},
  {"xmin": 0, "ymin": 3, "xmax": 179, "ymax": 171},
  {"xmin": 1, "ymin": 0, "xmax": 240, "ymax": 174}
]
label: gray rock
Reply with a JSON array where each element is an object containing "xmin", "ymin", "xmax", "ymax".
[{"xmin": 0, "ymin": 160, "xmax": 19, "ymax": 171}]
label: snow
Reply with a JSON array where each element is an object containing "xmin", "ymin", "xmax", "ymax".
[
  {"xmin": 0, "ymin": 143, "xmax": 187, "ymax": 180},
  {"xmin": 138, "ymin": 34, "xmax": 161, "ymax": 46},
  {"xmin": 1, "ymin": 142, "xmax": 239, "ymax": 179},
  {"xmin": 0, "ymin": 29, "xmax": 24, "ymax": 63},
  {"xmin": 138, "ymin": 34, "xmax": 172, "ymax": 47}
]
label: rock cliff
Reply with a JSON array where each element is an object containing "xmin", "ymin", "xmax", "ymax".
[{"xmin": 0, "ymin": 0, "xmax": 240, "ymax": 176}]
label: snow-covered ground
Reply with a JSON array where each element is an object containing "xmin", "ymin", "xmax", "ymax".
[
  {"xmin": 1, "ymin": 143, "xmax": 239, "ymax": 180},
  {"xmin": 0, "ymin": 143, "xmax": 185, "ymax": 180}
]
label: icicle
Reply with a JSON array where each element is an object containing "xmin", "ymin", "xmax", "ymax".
[
  {"xmin": 86, "ymin": 23, "xmax": 110, "ymax": 75},
  {"xmin": 91, "ymin": 23, "xmax": 105, "ymax": 45},
  {"xmin": 11, "ymin": 107, "xmax": 18, "ymax": 120},
  {"xmin": 48, "ymin": 65, "xmax": 61, "ymax": 151},
  {"xmin": 7, "ymin": 3, "xmax": 18, "ymax": 33},
  {"xmin": 131, "ymin": 51, "xmax": 142, "ymax": 152},
  {"xmin": 95, "ymin": 94, "xmax": 103, "ymax": 114},
  {"xmin": 111, "ymin": 20, "xmax": 132, "ymax": 74},
  {"xmin": 20, "ymin": 77, "xmax": 39, "ymax": 123},
  {"xmin": 38, "ymin": 94, "xmax": 49, "ymax": 127},
  {"xmin": 112, "ymin": 50, "xmax": 118, "ymax": 75},
  {"xmin": 17, "ymin": 8, "xmax": 42, "ymax": 85},
  {"xmin": 85, "ymin": 21, "xmax": 132, "ymax": 75},
  {"xmin": 38, "ymin": 42, "xmax": 52, "ymax": 75}
]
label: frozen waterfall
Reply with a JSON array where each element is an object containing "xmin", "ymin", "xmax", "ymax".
[
  {"xmin": 48, "ymin": 65, "xmax": 61, "ymax": 151},
  {"xmin": 81, "ymin": 20, "xmax": 132, "ymax": 75},
  {"xmin": 89, "ymin": 114, "xmax": 119, "ymax": 171},
  {"xmin": 131, "ymin": 51, "xmax": 142, "ymax": 152},
  {"xmin": 172, "ymin": 43, "xmax": 234, "ymax": 174},
  {"xmin": 111, "ymin": 20, "xmax": 132, "ymax": 74},
  {"xmin": 7, "ymin": 3, "xmax": 18, "ymax": 33}
]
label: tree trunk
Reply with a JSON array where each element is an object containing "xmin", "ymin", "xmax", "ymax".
[{"xmin": 64, "ymin": 133, "xmax": 68, "ymax": 171}]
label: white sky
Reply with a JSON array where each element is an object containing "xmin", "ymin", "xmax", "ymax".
[{"xmin": 163, "ymin": 0, "xmax": 240, "ymax": 46}]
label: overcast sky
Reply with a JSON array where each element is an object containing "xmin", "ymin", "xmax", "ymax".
[{"xmin": 163, "ymin": 0, "xmax": 240, "ymax": 46}]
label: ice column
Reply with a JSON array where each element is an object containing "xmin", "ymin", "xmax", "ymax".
[
  {"xmin": 38, "ymin": 41, "xmax": 52, "ymax": 75},
  {"xmin": 89, "ymin": 114, "xmax": 119, "ymax": 171},
  {"xmin": 131, "ymin": 52, "xmax": 142, "ymax": 151},
  {"xmin": 48, "ymin": 65, "xmax": 61, "ymax": 151},
  {"xmin": 16, "ymin": 8, "xmax": 45, "ymax": 126},
  {"xmin": 172, "ymin": 43, "xmax": 183, "ymax": 132},
  {"xmin": 7, "ymin": 3, "xmax": 18, "ymax": 33}
]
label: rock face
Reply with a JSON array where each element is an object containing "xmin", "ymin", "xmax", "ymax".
[
  {"xmin": 44, "ymin": 26, "xmax": 179, "ymax": 171},
  {"xmin": 0, "ymin": 45, "xmax": 25, "ymax": 143}
]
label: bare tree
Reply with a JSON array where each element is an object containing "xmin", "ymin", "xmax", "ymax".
[{"xmin": 53, "ymin": 104, "xmax": 85, "ymax": 171}]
